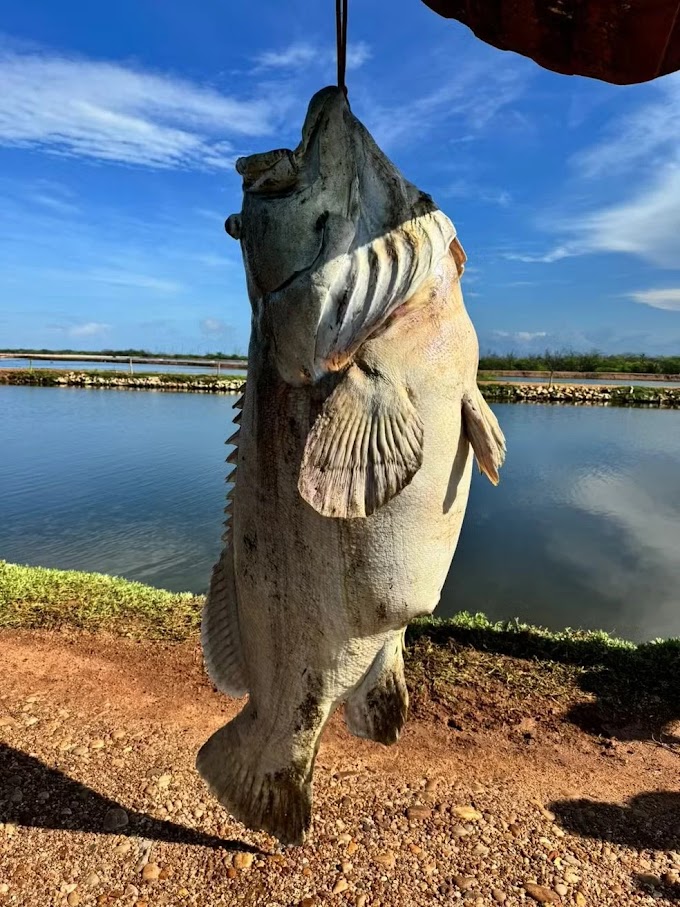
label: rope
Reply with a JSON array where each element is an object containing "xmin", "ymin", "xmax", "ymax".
[{"xmin": 336, "ymin": 0, "xmax": 348, "ymax": 95}]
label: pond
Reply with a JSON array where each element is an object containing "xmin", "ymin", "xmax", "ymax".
[{"xmin": 1, "ymin": 385, "xmax": 678, "ymax": 641}]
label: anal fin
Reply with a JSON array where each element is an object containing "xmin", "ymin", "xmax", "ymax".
[
  {"xmin": 345, "ymin": 631, "xmax": 408, "ymax": 745},
  {"xmin": 462, "ymin": 386, "xmax": 507, "ymax": 485},
  {"xmin": 201, "ymin": 544, "xmax": 248, "ymax": 698}
]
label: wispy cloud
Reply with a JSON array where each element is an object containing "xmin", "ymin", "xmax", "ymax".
[
  {"xmin": 62, "ymin": 321, "xmax": 111, "ymax": 338},
  {"xmin": 365, "ymin": 54, "xmax": 528, "ymax": 150},
  {"xmin": 492, "ymin": 330, "xmax": 547, "ymax": 343},
  {"xmin": 200, "ymin": 318, "xmax": 231, "ymax": 336},
  {"xmin": 629, "ymin": 288, "xmax": 680, "ymax": 312},
  {"xmin": 253, "ymin": 40, "xmax": 371, "ymax": 72},
  {"xmin": 0, "ymin": 48, "xmax": 275, "ymax": 170},
  {"xmin": 506, "ymin": 76, "xmax": 680, "ymax": 270},
  {"xmin": 443, "ymin": 180, "xmax": 512, "ymax": 207}
]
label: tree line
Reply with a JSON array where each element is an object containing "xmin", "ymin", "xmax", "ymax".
[{"xmin": 479, "ymin": 350, "xmax": 680, "ymax": 375}]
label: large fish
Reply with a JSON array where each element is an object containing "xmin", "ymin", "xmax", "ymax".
[{"xmin": 197, "ymin": 86, "xmax": 506, "ymax": 845}]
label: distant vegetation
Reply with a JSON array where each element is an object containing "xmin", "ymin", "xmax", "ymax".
[
  {"xmin": 0, "ymin": 347, "xmax": 247, "ymax": 360},
  {"xmin": 479, "ymin": 350, "xmax": 680, "ymax": 375}
]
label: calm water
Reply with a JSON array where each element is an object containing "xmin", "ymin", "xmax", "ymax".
[
  {"xmin": 495, "ymin": 376, "xmax": 680, "ymax": 387},
  {"xmin": 0, "ymin": 357, "xmax": 241, "ymax": 375},
  {"xmin": 1, "ymin": 385, "xmax": 679, "ymax": 641}
]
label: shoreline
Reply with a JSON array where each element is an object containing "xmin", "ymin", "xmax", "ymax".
[{"xmin": 1, "ymin": 368, "xmax": 679, "ymax": 406}]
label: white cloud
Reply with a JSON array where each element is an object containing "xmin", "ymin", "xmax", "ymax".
[
  {"xmin": 200, "ymin": 318, "xmax": 231, "ymax": 336},
  {"xmin": 571, "ymin": 74, "xmax": 680, "ymax": 178},
  {"xmin": 492, "ymin": 330, "xmax": 547, "ymax": 342},
  {"xmin": 67, "ymin": 321, "xmax": 111, "ymax": 338},
  {"xmin": 502, "ymin": 246, "xmax": 574, "ymax": 264},
  {"xmin": 0, "ymin": 48, "xmax": 274, "ymax": 169},
  {"xmin": 253, "ymin": 40, "xmax": 370, "ymax": 72},
  {"xmin": 444, "ymin": 180, "xmax": 511, "ymax": 207},
  {"xmin": 629, "ymin": 288, "xmax": 680, "ymax": 312},
  {"xmin": 369, "ymin": 63, "xmax": 525, "ymax": 148}
]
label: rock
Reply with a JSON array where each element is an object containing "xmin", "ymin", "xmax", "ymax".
[
  {"xmin": 524, "ymin": 883, "xmax": 560, "ymax": 904},
  {"xmin": 356, "ymin": 896, "xmax": 367, "ymax": 907},
  {"xmin": 575, "ymin": 894, "xmax": 586, "ymax": 907},
  {"xmin": 157, "ymin": 774, "xmax": 172, "ymax": 789},
  {"xmin": 347, "ymin": 840, "xmax": 358, "ymax": 856},
  {"xmin": 72, "ymin": 745, "xmax": 88, "ymax": 756},
  {"xmin": 554, "ymin": 884, "xmax": 568, "ymax": 897},
  {"xmin": 407, "ymin": 806, "xmax": 432, "ymax": 821},
  {"xmin": 84, "ymin": 873, "xmax": 100, "ymax": 888},
  {"xmin": 0, "ymin": 884, "xmax": 9, "ymax": 896},
  {"xmin": 451, "ymin": 806, "xmax": 483, "ymax": 822},
  {"xmin": 454, "ymin": 876, "xmax": 476, "ymax": 891},
  {"xmin": 638, "ymin": 874, "xmax": 661, "ymax": 888},
  {"xmin": 141, "ymin": 863, "xmax": 161, "ymax": 882},
  {"xmin": 300, "ymin": 899, "xmax": 315, "ymax": 907},
  {"xmin": 233, "ymin": 852, "xmax": 254, "ymax": 870},
  {"xmin": 66, "ymin": 893, "xmax": 80, "ymax": 907},
  {"xmin": 492, "ymin": 890, "xmax": 507, "ymax": 904},
  {"xmin": 451, "ymin": 824, "xmax": 469, "ymax": 838},
  {"xmin": 103, "ymin": 808, "xmax": 128, "ymax": 832},
  {"xmin": 375, "ymin": 851, "xmax": 396, "ymax": 869},
  {"xmin": 227, "ymin": 868, "xmax": 238, "ymax": 880},
  {"xmin": 563, "ymin": 871, "xmax": 579, "ymax": 885},
  {"xmin": 425, "ymin": 778, "xmax": 438, "ymax": 791},
  {"xmin": 332, "ymin": 878, "xmax": 350, "ymax": 894},
  {"xmin": 114, "ymin": 841, "xmax": 131, "ymax": 855},
  {"xmin": 472, "ymin": 843, "xmax": 489, "ymax": 857}
]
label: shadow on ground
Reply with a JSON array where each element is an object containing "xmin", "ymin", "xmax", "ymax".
[
  {"xmin": 407, "ymin": 621, "xmax": 680, "ymax": 741},
  {"xmin": 0, "ymin": 744, "xmax": 259, "ymax": 852},
  {"xmin": 551, "ymin": 792, "xmax": 680, "ymax": 900}
]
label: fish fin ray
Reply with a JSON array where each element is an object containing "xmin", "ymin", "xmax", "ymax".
[
  {"xmin": 345, "ymin": 631, "xmax": 408, "ymax": 745},
  {"xmin": 201, "ymin": 544, "xmax": 248, "ymax": 698},
  {"xmin": 299, "ymin": 365, "xmax": 424, "ymax": 518},
  {"xmin": 196, "ymin": 706, "xmax": 312, "ymax": 846},
  {"xmin": 462, "ymin": 386, "xmax": 506, "ymax": 485}
]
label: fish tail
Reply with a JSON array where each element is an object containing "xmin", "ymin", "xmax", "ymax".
[{"xmin": 196, "ymin": 704, "xmax": 313, "ymax": 846}]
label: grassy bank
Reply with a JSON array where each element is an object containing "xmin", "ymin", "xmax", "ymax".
[{"xmin": 3, "ymin": 561, "xmax": 680, "ymax": 736}]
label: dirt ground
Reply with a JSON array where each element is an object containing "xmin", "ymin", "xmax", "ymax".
[{"xmin": 1, "ymin": 630, "xmax": 680, "ymax": 906}]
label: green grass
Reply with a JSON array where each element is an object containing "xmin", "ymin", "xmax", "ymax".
[
  {"xmin": 3, "ymin": 562, "xmax": 680, "ymax": 735},
  {"xmin": 0, "ymin": 561, "xmax": 201, "ymax": 639}
]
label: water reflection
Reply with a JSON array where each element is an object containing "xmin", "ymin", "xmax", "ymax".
[{"xmin": 1, "ymin": 388, "xmax": 678, "ymax": 640}]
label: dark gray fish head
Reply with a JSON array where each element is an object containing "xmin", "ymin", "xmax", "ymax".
[{"xmin": 227, "ymin": 86, "xmax": 459, "ymax": 386}]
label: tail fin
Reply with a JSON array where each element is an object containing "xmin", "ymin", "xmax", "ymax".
[{"xmin": 196, "ymin": 706, "xmax": 312, "ymax": 846}]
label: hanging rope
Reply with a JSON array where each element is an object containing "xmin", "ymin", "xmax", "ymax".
[{"xmin": 336, "ymin": 0, "xmax": 348, "ymax": 95}]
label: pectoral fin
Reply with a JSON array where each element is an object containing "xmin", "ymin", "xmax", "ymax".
[
  {"xmin": 462, "ymin": 387, "xmax": 506, "ymax": 485},
  {"xmin": 298, "ymin": 365, "xmax": 424, "ymax": 518}
]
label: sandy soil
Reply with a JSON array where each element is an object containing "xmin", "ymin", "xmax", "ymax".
[{"xmin": 1, "ymin": 630, "xmax": 679, "ymax": 906}]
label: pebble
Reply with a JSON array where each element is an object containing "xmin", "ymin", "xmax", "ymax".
[
  {"xmin": 454, "ymin": 876, "xmax": 476, "ymax": 891},
  {"xmin": 452, "ymin": 806, "xmax": 483, "ymax": 822},
  {"xmin": 575, "ymin": 894, "xmax": 586, "ymax": 906},
  {"xmin": 554, "ymin": 883, "xmax": 568, "ymax": 897},
  {"xmin": 332, "ymin": 878, "xmax": 350, "ymax": 894},
  {"xmin": 407, "ymin": 806, "xmax": 432, "ymax": 821},
  {"xmin": 233, "ymin": 852, "xmax": 254, "ymax": 870},
  {"xmin": 84, "ymin": 873, "xmax": 100, "ymax": 888},
  {"xmin": 102, "ymin": 808, "xmax": 129, "ymax": 832},
  {"xmin": 492, "ymin": 890, "xmax": 507, "ymax": 903},
  {"xmin": 524, "ymin": 882, "xmax": 560, "ymax": 904},
  {"xmin": 66, "ymin": 893, "xmax": 80, "ymax": 907},
  {"xmin": 141, "ymin": 863, "xmax": 161, "ymax": 882},
  {"xmin": 157, "ymin": 773, "xmax": 172, "ymax": 789},
  {"xmin": 300, "ymin": 899, "xmax": 315, "ymax": 907},
  {"xmin": 356, "ymin": 896, "xmax": 367, "ymax": 907},
  {"xmin": 375, "ymin": 851, "xmax": 396, "ymax": 869},
  {"xmin": 0, "ymin": 885, "xmax": 9, "ymax": 896},
  {"xmin": 347, "ymin": 840, "xmax": 358, "ymax": 856},
  {"xmin": 72, "ymin": 745, "xmax": 88, "ymax": 756}
]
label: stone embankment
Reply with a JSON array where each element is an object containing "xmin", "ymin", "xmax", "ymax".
[
  {"xmin": 2, "ymin": 370, "xmax": 680, "ymax": 406},
  {"xmin": 480, "ymin": 382, "xmax": 680, "ymax": 408},
  {"xmin": 0, "ymin": 370, "xmax": 245, "ymax": 393}
]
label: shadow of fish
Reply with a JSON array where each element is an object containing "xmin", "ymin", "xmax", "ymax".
[{"xmin": 197, "ymin": 86, "xmax": 506, "ymax": 845}]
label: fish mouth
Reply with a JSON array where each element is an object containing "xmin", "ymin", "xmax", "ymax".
[{"xmin": 235, "ymin": 87, "xmax": 349, "ymax": 198}]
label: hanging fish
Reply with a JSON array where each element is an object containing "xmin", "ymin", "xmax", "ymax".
[{"xmin": 197, "ymin": 86, "xmax": 506, "ymax": 845}]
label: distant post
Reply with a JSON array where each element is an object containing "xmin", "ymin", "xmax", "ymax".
[{"xmin": 129, "ymin": 357, "xmax": 133, "ymax": 375}]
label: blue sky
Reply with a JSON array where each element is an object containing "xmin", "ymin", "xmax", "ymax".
[{"xmin": 1, "ymin": 0, "xmax": 679, "ymax": 356}]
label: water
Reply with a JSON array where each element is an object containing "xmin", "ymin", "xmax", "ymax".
[
  {"xmin": 0, "ymin": 357, "xmax": 242, "ymax": 375},
  {"xmin": 1, "ymin": 385, "xmax": 678, "ymax": 641}
]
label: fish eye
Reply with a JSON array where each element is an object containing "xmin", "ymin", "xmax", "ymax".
[{"xmin": 225, "ymin": 214, "xmax": 242, "ymax": 240}]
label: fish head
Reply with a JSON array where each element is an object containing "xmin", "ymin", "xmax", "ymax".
[{"xmin": 227, "ymin": 86, "xmax": 457, "ymax": 386}]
